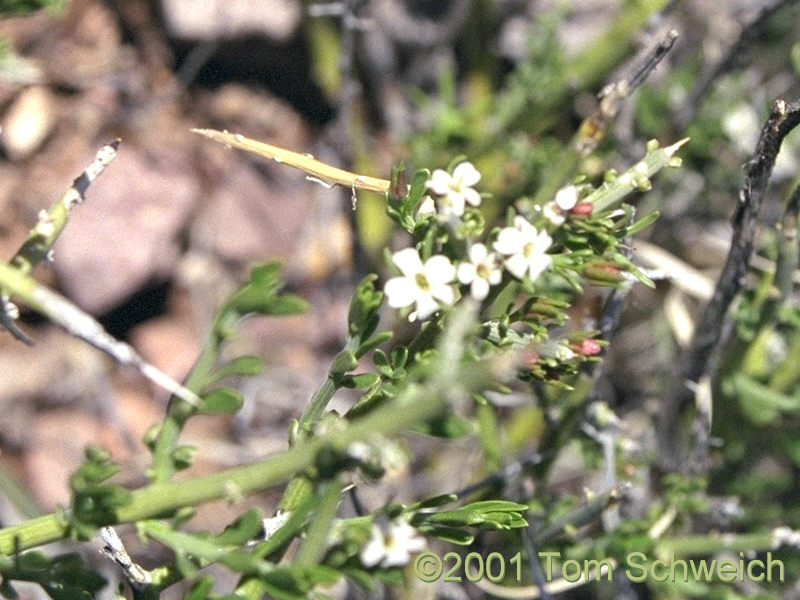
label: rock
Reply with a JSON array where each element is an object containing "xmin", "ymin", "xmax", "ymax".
[
  {"xmin": 160, "ymin": 0, "xmax": 302, "ymax": 43},
  {"xmin": 191, "ymin": 160, "xmax": 309, "ymax": 265},
  {"xmin": 53, "ymin": 146, "xmax": 199, "ymax": 314},
  {"xmin": 129, "ymin": 310, "xmax": 199, "ymax": 384},
  {"xmin": 0, "ymin": 85, "xmax": 58, "ymax": 161}
]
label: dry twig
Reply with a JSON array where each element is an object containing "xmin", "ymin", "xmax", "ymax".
[{"xmin": 661, "ymin": 97, "xmax": 800, "ymax": 471}]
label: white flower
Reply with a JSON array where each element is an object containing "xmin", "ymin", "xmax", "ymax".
[
  {"xmin": 457, "ymin": 243, "xmax": 502, "ymax": 301},
  {"xmin": 385, "ymin": 247, "xmax": 456, "ymax": 320},
  {"xmin": 493, "ymin": 215, "xmax": 553, "ymax": 281},
  {"xmin": 261, "ymin": 511, "xmax": 291, "ymax": 542},
  {"xmin": 427, "ymin": 161, "xmax": 482, "ymax": 217},
  {"xmin": 417, "ymin": 195, "xmax": 436, "ymax": 216},
  {"xmin": 543, "ymin": 185, "xmax": 578, "ymax": 226},
  {"xmin": 360, "ymin": 519, "xmax": 426, "ymax": 568}
]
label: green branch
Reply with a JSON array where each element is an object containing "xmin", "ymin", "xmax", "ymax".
[{"xmin": 0, "ymin": 304, "xmax": 490, "ymax": 555}]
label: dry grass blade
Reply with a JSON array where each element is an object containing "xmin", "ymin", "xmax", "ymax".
[{"xmin": 192, "ymin": 128, "xmax": 392, "ymax": 193}]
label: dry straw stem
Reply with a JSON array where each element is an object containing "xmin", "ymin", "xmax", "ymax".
[
  {"xmin": 0, "ymin": 261, "xmax": 201, "ymax": 408},
  {"xmin": 535, "ymin": 29, "xmax": 679, "ymax": 205},
  {"xmin": 192, "ymin": 128, "xmax": 392, "ymax": 193}
]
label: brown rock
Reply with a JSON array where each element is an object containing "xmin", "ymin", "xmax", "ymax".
[
  {"xmin": 191, "ymin": 160, "xmax": 309, "ymax": 265},
  {"xmin": 129, "ymin": 312, "xmax": 200, "ymax": 384},
  {"xmin": 0, "ymin": 85, "xmax": 58, "ymax": 161},
  {"xmin": 53, "ymin": 146, "xmax": 199, "ymax": 314}
]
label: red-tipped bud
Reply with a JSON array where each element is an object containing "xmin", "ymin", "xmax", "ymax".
[
  {"xmin": 522, "ymin": 349, "xmax": 539, "ymax": 367},
  {"xmin": 570, "ymin": 202, "xmax": 594, "ymax": 216},
  {"xmin": 583, "ymin": 262, "xmax": 624, "ymax": 285},
  {"xmin": 573, "ymin": 338, "xmax": 602, "ymax": 356}
]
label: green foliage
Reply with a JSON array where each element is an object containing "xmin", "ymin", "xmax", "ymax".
[
  {"xmin": 0, "ymin": 0, "xmax": 64, "ymax": 15},
  {"xmin": 0, "ymin": 552, "xmax": 105, "ymax": 600},
  {"xmin": 68, "ymin": 447, "xmax": 131, "ymax": 540},
  {"xmin": 2, "ymin": 2, "xmax": 800, "ymax": 599}
]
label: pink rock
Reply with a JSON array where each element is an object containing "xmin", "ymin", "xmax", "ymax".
[{"xmin": 54, "ymin": 146, "xmax": 198, "ymax": 314}]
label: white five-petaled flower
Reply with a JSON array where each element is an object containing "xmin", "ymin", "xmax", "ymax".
[
  {"xmin": 385, "ymin": 247, "xmax": 456, "ymax": 320},
  {"xmin": 360, "ymin": 519, "xmax": 426, "ymax": 568},
  {"xmin": 457, "ymin": 243, "xmax": 502, "ymax": 301},
  {"xmin": 493, "ymin": 216, "xmax": 553, "ymax": 281},
  {"xmin": 426, "ymin": 161, "xmax": 482, "ymax": 217},
  {"xmin": 542, "ymin": 185, "xmax": 578, "ymax": 226}
]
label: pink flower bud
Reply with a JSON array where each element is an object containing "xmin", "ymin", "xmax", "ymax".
[
  {"xmin": 573, "ymin": 338, "xmax": 602, "ymax": 356},
  {"xmin": 570, "ymin": 202, "xmax": 594, "ymax": 216}
]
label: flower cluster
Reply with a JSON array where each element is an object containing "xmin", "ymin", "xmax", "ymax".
[{"xmin": 385, "ymin": 161, "xmax": 562, "ymax": 320}]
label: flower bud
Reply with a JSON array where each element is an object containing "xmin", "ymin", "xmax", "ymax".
[
  {"xmin": 570, "ymin": 202, "xmax": 594, "ymax": 217},
  {"xmin": 572, "ymin": 338, "xmax": 602, "ymax": 356},
  {"xmin": 583, "ymin": 261, "xmax": 624, "ymax": 285}
]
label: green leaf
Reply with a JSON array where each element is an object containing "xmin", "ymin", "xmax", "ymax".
[
  {"xmin": 171, "ymin": 445, "xmax": 197, "ymax": 470},
  {"xmin": 732, "ymin": 372, "xmax": 800, "ymax": 426},
  {"xmin": 372, "ymin": 348, "xmax": 389, "ymax": 367},
  {"xmin": 390, "ymin": 346, "xmax": 408, "ymax": 369},
  {"xmin": 338, "ymin": 373, "xmax": 381, "ymax": 389},
  {"xmin": 341, "ymin": 567, "xmax": 378, "ymax": 592},
  {"xmin": 417, "ymin": 525, "xmax": 474, "ymax": 545},
  {"xmin": 419, "ymin": 500, "xmax": 529, "ymax": 530},
  {"xmin": 201, "ymin": 387, "xmax": 244, "ymax": 414},
  {"xmin": 186, "ymin": 575, "xmax": 214, "ymax": 600},
  {"xmin": 214, "ymin": 509, "xmax": 265, "ymax": 546},
  {"xmin": 143, "ymin": 521, "xmax": 225, "ymax": 563},
  {"xmin": 348, "ymin": 275, "xmax": 384, "ymax": 339},
  {"xmin": 49, "ymin": 554, "xmax": 106, "ymax": 593},
  {"xmin": 265, "ymin": 295, "xmax": 310, "ymax": 315},
  {"xmin": 219, "ymin": 549, "xmax": 262, "ymax": 572},
  {"xmin": 211, "ymin": 356, "xmax": 265, "ymax": 380},
  {"xmin": 402, "ymin": 168, "xmax": 432, "ymax": 217},
  {"xmin": 330, "ymin": 350, "xmax": 358, "ymax": 376},
  {"xmin": 610, "ymin": 252, "xmax": 655, "ymax": 288},
  {"xmin": 0, "ymin": 580, "xmax": 16, "ymax": 599},
  {"xmin": 17, "ymin": 551, "xmax": 50, "ymax": 569},
  {"xmin": 260, "ymin": 565, "xmax": 341, "ymax": 599},
  {"xmin": 624, "ymin": 210, "xmax": 660, "ymax": 236},
  {"xmin": 175, "ymin": 550, "xmax": 201, "ymax": 578},
  {"xmin": 216, "ymin": 262, "xmax": 309, "ymax": 337},
  {"xmin": 413, "ymin": 414, "xmax": 473, "ymax": 438},
  {"xmin": 413, "ymin": 493, "xmax": 458, "ymax": 510},
  {"xmin": 355, "ymin": 331, "xmax": 392, "ymax": 359}
]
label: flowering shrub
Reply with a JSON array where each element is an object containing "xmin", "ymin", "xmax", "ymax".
[
  {"xmin": 0, "ymin": 132, "xmax": 684, "ymax": 598},
  {"xmin": 2, "ymin": 3, "xmax": 800, "ymax": 600}
]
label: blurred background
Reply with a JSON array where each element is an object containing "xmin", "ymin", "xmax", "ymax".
[{"xmin": 0, "ymin": 0, "xmax": 798, "ymax": 597}]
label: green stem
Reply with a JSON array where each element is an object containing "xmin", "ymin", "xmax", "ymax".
[
  {"xmin": 9, "ymin": 140, "xmax": 119, "ymax": 277},
  {"xmin": 149, "ymin": 338, "xmax": 220, "ymax": 483},
  {"xmin": 297, "ymin": 376, "xmax": 338, "ymax": 434},
  {"xmin": 655, "ymin": 530, "xmax": 791, "ymax": 556},
  {"xmin": 293, "ymin": 480, "xmax": 343, "ymax": 566},
  {"xmin": 588, "ymin": 138, "xmax": 687, "ymax": 213},
  {"xmin": 0, "ymin": 330, "xmax": 488, "ymax": 554}
]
